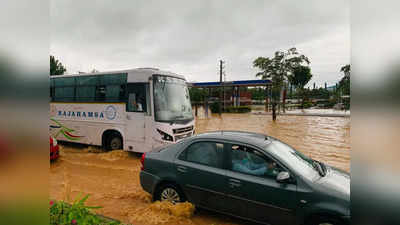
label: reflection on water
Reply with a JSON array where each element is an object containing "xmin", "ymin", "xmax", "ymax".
[
  {"xmin": 193, "ymin": 105, "xmax": 213, "ymax": 119},
  {"xmin": 50, "ymin": 112, "xmax": 350, "ymax": 225}
]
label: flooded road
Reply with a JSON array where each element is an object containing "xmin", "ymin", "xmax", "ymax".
[
  {"xmin": 50, "ymin": 113, "xmax": 350, "ymax": 225},
  {"xmin": 196, "ymin": 113, "xmax": 350, "ymax": 172}
]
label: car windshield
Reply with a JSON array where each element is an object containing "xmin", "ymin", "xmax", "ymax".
[
  {"xmin": 266, "ymin": 140, "xmax": 319, "ymax": 179},
  {"xmin": 153, "ymin": 75, "xmax": 194, "ymax": 123}
]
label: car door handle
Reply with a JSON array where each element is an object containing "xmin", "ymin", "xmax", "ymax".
[
  {"xmin": 229, "ymin": 179, "xmax": 241, "ymax": 188},
  {"xmin": 177, "ymin": 166, "xmax": 187, "ymax": 173}
]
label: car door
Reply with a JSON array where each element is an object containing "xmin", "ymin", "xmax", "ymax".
[
  {"xmin": 174, "ymin": 141, "xmax": 229, "ymax": 212},
  {"xmin": 225, "ymin": 143, "xmax": 297, "ymax": 225}
]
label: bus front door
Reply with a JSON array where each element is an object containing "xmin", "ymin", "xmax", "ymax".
[{"xmin": 125, "ymin": 84, "xmax": 147, "ymax": 151}]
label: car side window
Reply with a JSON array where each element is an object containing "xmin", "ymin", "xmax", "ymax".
[
  {"xmin": 230, "ymin": 144, "xmax": 283, "ymax": 178},
  {"xmin": 179, "ymin": 141, "xmax": 224, "ymax": 168}
]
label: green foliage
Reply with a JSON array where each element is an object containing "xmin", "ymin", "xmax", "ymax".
[
  {"xmin": 339, "ymin": 76, "xmax": 350, "ymax": 96},
  {"xmin": 302, "ymin": 101, "xmax": 313, "ymax": 109},
  {"xmin": 253, "ymin": 48, "xmax": 310, "ymax": 120},
  {"xmin": 209, "ymin": 102, "xmax": 220, "ymax": 113},
  {"xmin": 224, "ymin": 106, "xmax": 251, "ymax": 113},
  {"xmin": 339, "ymin": 64, "xmax": 350, "ymax": 96},
  {"xmin": 209, "ymin": 103, "xmax": 251, "ymax": 113},
  {"xmin": 287, "ymin": 66, "xmax": 312, "ymax": 108},
  {"xmin": 50, "ymin": 195, "xmax": 120, "ymax": 225},
  {"xmin": 325, "ymin": 99, "xmax": 337, "ymax": 108},
  {"xmin": 288, "ymin": 66, "xmax": 312, "ymax": 90},
  {"xmin": 343, "ymin": 98, "xmax": 350, "ymax": 110},
  {"xmin": 50, "ymin": 55, "xmax": 67, "ymax": 76},
  {"xmin": 307, "ymin": 88, "xmax": 330, "ymax": 99},
  {"xmin": 248, "ymin": 88, "xmax": 265, "ymax": 100},
  {"xmin": 189, "ymin": 88, "xmax": 208, "ymax": 102},
  {"xmin": 340, "ymin": 64, "xmax": 350, "ymax": 76},
  {"xmin": 253, "ymin": 47, "xmax": 310, "ymax": 103}
]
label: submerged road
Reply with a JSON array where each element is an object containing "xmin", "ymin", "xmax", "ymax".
[{"xmin": 50, "ymin": 113, "xmax": 350, "ymax": 225}]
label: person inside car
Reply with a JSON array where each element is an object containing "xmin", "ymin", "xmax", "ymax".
[
  {"xmin": 232, "ymin": 149, "xmax": 280, "ymax": 177},
  {"xmin": 232, "ymin": 150, "xmax": 267, "ymax": 176}
]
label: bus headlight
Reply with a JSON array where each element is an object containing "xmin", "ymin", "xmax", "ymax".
[{"xmin": 156, "ymin": 129, "xmax": 173, "ymax": 142}]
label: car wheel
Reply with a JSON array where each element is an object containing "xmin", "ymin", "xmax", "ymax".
[
  {"xmin": 107, "ymin": 135, "xmax": 122, "ymax": 150},
  {"xmin": 310, "ymin": 216, "xmax": 343, "ymax": 225},
  {"xmin": 156, "ymin": 184, "xmax": 185, "ymax": 204}
]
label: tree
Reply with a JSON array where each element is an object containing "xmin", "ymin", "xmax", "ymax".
[
  {"xmin": 338, "ymin": 64, "xmax": 350, "ymax": 109},
  {"xmin": 339, "ymin": 64, "xmax": 350, "ymax": 96},
  {"xmin": 50, "ymin": 55, "xmax": 66, "ymax": 75},
  {"xmin": 340, "ymin": 64, "xmax": 350, "ymax": 78},
  {"xmin": 287, "ymin": 65, "xmax": 312, "ymax": 108},
  {"xmin": 308, "ymin": 87, "xmax": 330, "ymax": 100},
  {"xmin": 253, "ymin": 47, "xmax": 309, "ymax": 121},
  {"xmin": 189, "ymin": 88, "xmax": 208, "ymax": 103}
]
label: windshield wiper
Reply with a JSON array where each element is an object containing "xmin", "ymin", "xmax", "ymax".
[
  {"xmin": 312, "ymin": 160, "xmax": 326, "ymax": 177},
  {"xmin": 318, "ymin": 161, "xmax": 327, "ymax": 176}
]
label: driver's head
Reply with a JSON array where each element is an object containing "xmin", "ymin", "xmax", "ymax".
[{"xmin": 267, "ymin": 162, "xmax": 276, "ymax": 169}]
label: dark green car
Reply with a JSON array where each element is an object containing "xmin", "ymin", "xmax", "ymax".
[{"xmin": 140, "ymin": 131, "xmax": 350, "ymax": 225}]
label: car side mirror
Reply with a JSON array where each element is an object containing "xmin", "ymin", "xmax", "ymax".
[{"xmin": 276, "ymin": 171, "xmax": 291, "ymax": 183}]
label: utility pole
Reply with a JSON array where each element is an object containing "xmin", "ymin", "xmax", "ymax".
[
  {"xmin": 219, "ymin": 60, "xmax": 224, "ymax": 115},
  {"xmin": 223, "ymin": 70, "xmax": 226, "ymax": 110}
]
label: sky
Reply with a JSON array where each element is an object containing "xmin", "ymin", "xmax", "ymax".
[{"xmin": 50, "ymin": 0, "xmax": 349, "ymax": 87}]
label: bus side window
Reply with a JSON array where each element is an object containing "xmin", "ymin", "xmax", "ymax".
[
  {"xmin": 105, "ymin": 85, "xmax": 122, "ymax": 102},
  {"xmin": 50, "ymin": 79, "xmax": 55, "ymax": 101},
  {"xmin": 128, "ymin": 93, "xmax": 137, "ymax": 112},
  {"xmin": 119, "ymin": 85, "xmax": 126, "ymax": 101},
  {"xmin": 53, "ymin": 77, "xmax": 75, "ymax": 102},
  {"xmin": 95, "ymin": 85, "xmax": 106, "ymax": 101},
  {"xmin": 126, "ymin": 83, "xmax": 147, "ymax": 113}
]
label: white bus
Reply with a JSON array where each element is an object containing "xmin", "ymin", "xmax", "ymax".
[{"xmin": 49, "ymin": 68, "xmax": 195, "ymax": 152}]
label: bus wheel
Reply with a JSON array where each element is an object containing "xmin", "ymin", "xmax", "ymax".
[{"xmin": 107, "ymin": 135, "xmax": 122, "ymax": 150}]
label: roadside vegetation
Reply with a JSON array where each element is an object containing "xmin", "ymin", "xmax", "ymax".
[
  {"xmin": 50, "ymin": 55, "xmax": 67, "ymax": 76},
  {"xmin": 189, "ymin": 57, "xmax": 350, "ymax": 117},
  {"xmin": 50, "ymin": 194, "xmax": 124, "ymax": 225},
  {"xmin": 209, "ymin": 102, "xmax": 251, "ymax": 113}
]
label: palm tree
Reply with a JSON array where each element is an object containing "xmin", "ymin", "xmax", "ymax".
[{"xmin": 340, "ymin": 64, "xmax": 350, "ymax": 78}]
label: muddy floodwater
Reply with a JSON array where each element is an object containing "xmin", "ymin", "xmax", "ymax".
[{"xmin": 50, "ymin": 113, "xmax": 350, "ymax": 225}]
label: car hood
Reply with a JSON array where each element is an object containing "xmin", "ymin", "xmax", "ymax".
[{"xmin": 314, "ymin": 166, "xmax": 350, "ymax": 201}]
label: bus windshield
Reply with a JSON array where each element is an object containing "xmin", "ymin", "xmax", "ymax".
[{"xmin": 153, "ymin": 75, "xmax": 193, "ymax": 123}]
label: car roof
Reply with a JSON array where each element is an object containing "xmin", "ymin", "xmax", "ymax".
[{"xmin": 193, "ymin": 130, "xmax": 272, "ymax": 148}]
